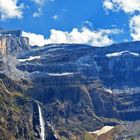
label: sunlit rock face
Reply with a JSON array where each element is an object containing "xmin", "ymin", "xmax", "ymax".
[
  {"xmin": 0, "ymin": 34, "xmax": 30, "ymax": 55},
  {"xmin": 1, "ymin": 32, "xmax": 140, "ymax": 140}
]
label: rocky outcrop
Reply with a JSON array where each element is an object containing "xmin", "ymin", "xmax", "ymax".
[
  {"xmin": 0, "ymin": 29, "xmax": 21, "ymax": 36},
  {"xmin": 0, "ymin": 35, "xmax": 30, "ymax": 55},
  {"xmin": 0, "ymin": 79, "xmax": 34, "ymax": 140}
]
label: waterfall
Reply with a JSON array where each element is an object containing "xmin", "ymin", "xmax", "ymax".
[{"xmin": 37, "ymin": 103, "xmax": 45, "ymax": 140}]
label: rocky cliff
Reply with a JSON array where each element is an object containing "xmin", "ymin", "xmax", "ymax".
[
  {"xmin": 0, "ymin": 35, "xmax": 30, "ymax": 55},
  {"xmin": 0, "ymin": 30, "xmax": 140, "ymax": 140},
  {"xmin": 0, "ymin": 29, "xmax": 21, "ymax": 36}
]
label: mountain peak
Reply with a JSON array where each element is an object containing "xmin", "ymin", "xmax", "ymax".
[
  {"xmin": 0, "ymin": 29, "xmax": 21, "ymax": 37},
  {"xmin": 0, "ymin": 35, "xmax": 30, "ymax": 55}
]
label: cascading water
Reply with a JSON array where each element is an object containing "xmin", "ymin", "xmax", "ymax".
[{"xmin": 37, "ymin": 103, "xmax": 45, "ymax": 140}]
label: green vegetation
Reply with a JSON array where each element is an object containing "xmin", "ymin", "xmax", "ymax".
[
  {"xmin": 0, "ymin": 79, "xmax": 36, "ymax": 140},
  {"xmin": 130, "ymin": 138, "xmax": 136, "ymax": 140},
  {"xmin": 82, "ymin": 133, "xmax": 96, "ymax": 140}
]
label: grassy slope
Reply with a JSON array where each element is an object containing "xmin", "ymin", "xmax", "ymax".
[{"xmin": 0, "ymin": 79, "xmax": 35, "ymax": 140}]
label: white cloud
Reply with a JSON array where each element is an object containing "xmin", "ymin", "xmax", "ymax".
[
  {"xmin": 33, "ymin": 12, "xmax": 42, "ymax": 17},
  {"xmin": 82, "ymin": 21, "xmax": 94, "ymax": 29},
  {"xmin": 33, "ymin": 8, "xmax": 42, "ymax": 17},
  {"xmin": 31, "ymin": 0, "xmax": 45, "ymax": 6},
  {"xmin": 31, "ymin": 0, "xmax": 46, "ymax": 17},
  {"xmin": 129, "ymin": 15, "xmax": 140, "ymax": 40},
  {"xmin": 47, "ymin": 28, "xmax": 122, "ymax": 46},
  {"xmin": 0, "ymin": 0, "xmax": 24, "ymax": 19},
  {"xmin": 22, "ymin": 31, "xmax": 47, "ymax": 46},
  {"xmin": 52, "ymin": 15, "xmax": 59, "ymax": 20},
  {"xmin": 22, "ymin": 27, "xmax": 122, "ymax": 47},
  {"xmin": 103, "ymin": 0, "xmax": 140, "ymax": 13},
  {"xmin": 103, "ymin": 0, "xmax": 114, "ymax": 10}
]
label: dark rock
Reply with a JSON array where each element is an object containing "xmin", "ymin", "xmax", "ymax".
[{"xmin": 0, "ymin": 29, "xmax": 21, "ymax": 36}]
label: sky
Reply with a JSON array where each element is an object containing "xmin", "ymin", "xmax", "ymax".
[{"xmin": 0, "ymin": 0, "xmax": 140, "ymax": 46}]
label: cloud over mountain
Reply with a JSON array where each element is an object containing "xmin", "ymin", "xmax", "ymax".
[{"xmin": 22, "ymin": 27, "xmax": 122, "ymax": 46}]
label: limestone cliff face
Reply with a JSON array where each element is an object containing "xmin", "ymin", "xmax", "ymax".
[
  {"xmin": 17, "ymin": 42, "xmax": 140, "ymax": 139},
  {"xmin": 1, "ymin": 32, "xmax": 140, "ymax": 140},
  {"xmin": 0, "ymin": 35, "xmax": 30, "ymax": 55}
]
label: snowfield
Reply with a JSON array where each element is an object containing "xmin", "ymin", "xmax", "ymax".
[
  {"xmin": 106, "ymin": 51, "xmax": 139, "ymax": 57},
  {"xmin": 18, "ymin": 56, "xmax": 41, "ymax": 62},
  {"xmin": 47, "ymin": 72, "xmax": 74, "ymax": 76}
]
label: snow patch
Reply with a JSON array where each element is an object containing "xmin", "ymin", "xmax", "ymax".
[
  {"xmin": 106, "ymin": 51, "xmax": 139, "ymax": 57},
  {"xmin": 104, "ymin": 88, "xmax": 113, "ymax": 94},
  {"xmin": 18, "ymin": 56, "xmax": 40, "ymax": 62},
  {"xmin": 89, "ymin": 126, "xmax": 114, "ymax": 136},
  {"xmin": 47, "ymin": 72, "xmax": 74, "ymax": 76}
]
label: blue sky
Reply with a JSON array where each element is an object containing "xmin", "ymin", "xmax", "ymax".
[{"xmin": 0, "ymin": 0, "xmax": 140, "ymax": 46}]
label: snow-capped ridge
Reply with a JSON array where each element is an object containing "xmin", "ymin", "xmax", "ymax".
[{"xmin": 106, "ymin": 51, "xmax": 139, "ymax": 57}]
